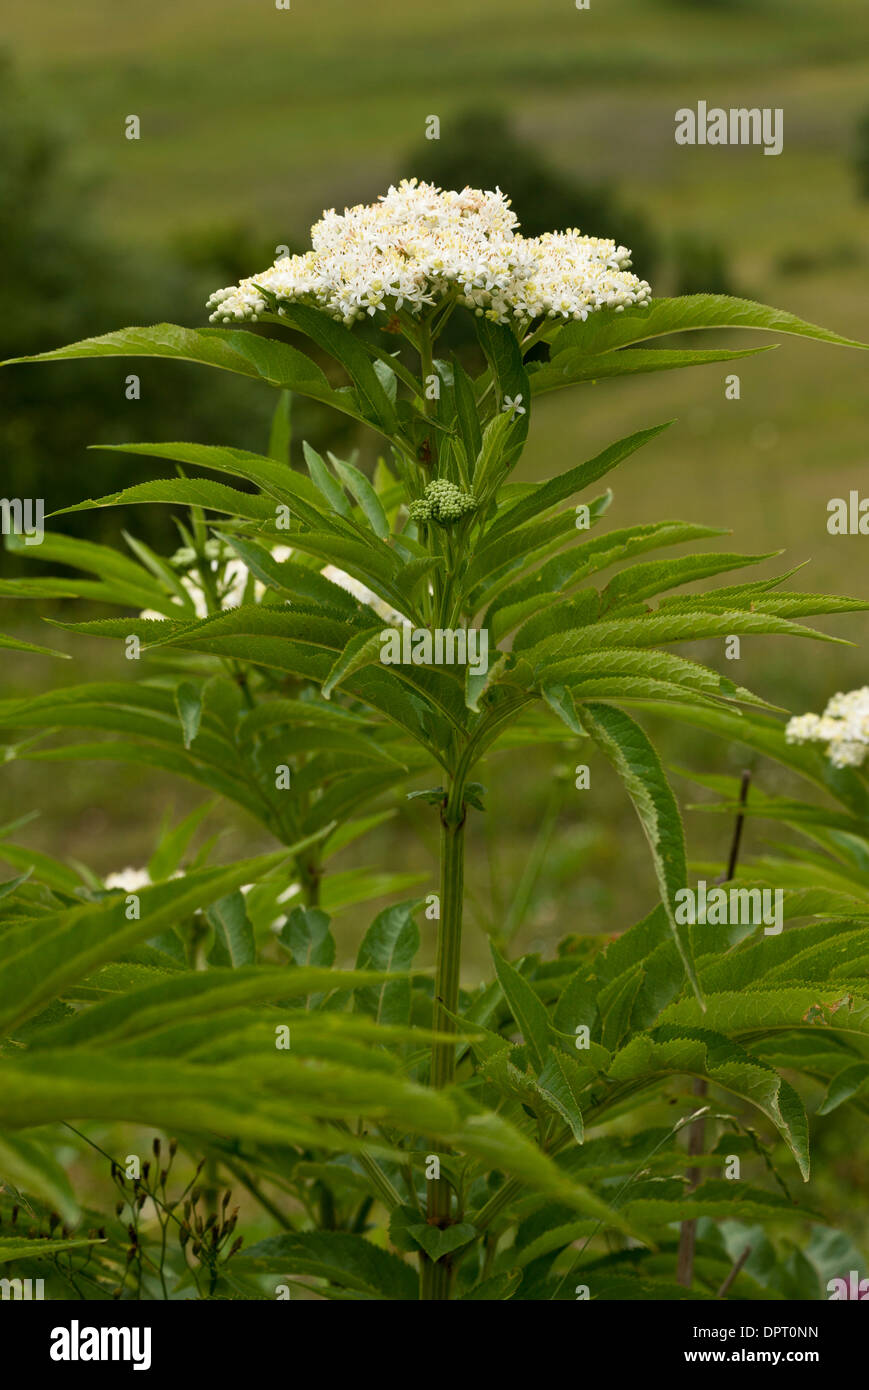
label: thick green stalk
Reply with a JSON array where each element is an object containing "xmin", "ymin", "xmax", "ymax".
[{"xmin": 420, "ymin": 774, "xmax": 466, "ymax": 1300}]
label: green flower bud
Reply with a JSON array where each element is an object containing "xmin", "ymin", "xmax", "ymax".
[{"xmin": 409, "ymin": 479, "xmax": 478, "ymax": 526}]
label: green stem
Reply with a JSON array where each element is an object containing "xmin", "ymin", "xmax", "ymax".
[{"xmin": 420, "ymin": 773, "xmax": 466, "ymax": 1300}]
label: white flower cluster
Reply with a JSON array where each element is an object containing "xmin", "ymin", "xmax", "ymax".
[
  {"xmin": 207, "ymin": 179, "xmax": 652, "ymax": 328},
  {"xmin": 104, "ymin": 866, "xmax": 154, "ymax": 892},
  {"xmin": 139, "ymin": 549, "xmax": 284, "ymax": 621},
  {"xmin": 140, "ymin": 546, "xmax": 407, "ymax": 626},
  {"xmin": 785, "ymin": 687, "xmax": 869, "ymax": 769}
]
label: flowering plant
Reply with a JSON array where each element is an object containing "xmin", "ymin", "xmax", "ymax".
[
  {"xmin": 1, "ymin": 183, "xmax": 868, "ymax": 1301},
  {"xmin": 787, "ymin": 687, "xmax": 869, "ymax": 769}
]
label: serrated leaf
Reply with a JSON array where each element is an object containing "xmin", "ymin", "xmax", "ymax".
[
  {"xmin": 0, "ymin": 1235, "xmax": 106, "ymax": 1265},
  {"xmin": 355, "ymin": 901, "xmax": 420, "ymax": 1025},
  {"xmin": 490, "ymin": 944, "xmax": 552, "ymax": 1071},
  {"xmin": 0, "ymin": 632, "xmax": 69, "ymax": 659},
  {"xmin": 609, "ymin": 1027, "xmax": 811, "ymax": 1179},
  {"xmin": 486, "ymin": 422, "xmax": 672, "ymax": 545},
  {"xmin": 206, "ymin": 890, "xmax": 256, "ymax": 967},
  {"xmin": 6, "ymin": 323, "xmax": 372, "ymax": 425},
  {"xmin": 580, "ymin": 703, "xmax": 703, "ymax": 1008},
  {"xmin": 0, "ymin": 1131, "xmax": 78, "ymax": 1223},
  {"xmin": 279, "ymin": 906, "xmax": 336, "ymax": 968},
  {"xmin": 241, "ymin": 1231, "xmax": 417, "ymax": 1300},
  {"xmin": 530, "ymin": 344, "xmax": 776, "ymax": 394},
  {"xmin": 548, "ymin": 294, "xmax": 869, "ymax": 357},
  {"xmin": 322, "ymin": 628, "xmax": 385, "ymax": 700},
  {"xmin": 535, "ymin": 1049, "xmax": 585, "ymax": 1142}
]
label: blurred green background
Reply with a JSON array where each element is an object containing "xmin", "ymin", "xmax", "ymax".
[{"xmin": 2, "ymin": 0, "xmax": 868, "ymax": 961}]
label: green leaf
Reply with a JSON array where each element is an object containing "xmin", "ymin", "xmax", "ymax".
[
  {"xmin": 622, "ymin": 1179, "xmax": 817, "ymax": 1227},
  {"xmin": 475, "ymin": 317, "xmax": 531, "ymax": 459},
  {"xmin": 28, "ymin": 967, "xmax": 396, "ymax": 1051},
  {"xmin": 53, "ymin": 477, "xmax": 277, "ymax": 523},
  {"xmin": 92, "ymin": 441, "xmax": 361, "ymax": 539},
  {"xmin": 490, "ymin": 944, "xmax": 552, "ymax": 1071},
  {"xmin": 472, "ymin": 411, "xmax": 517, "ymax": 502},
  {"xmin": 241, "ymin": 1231, "xmax": 417, "ymax": 1300},
  {"xmin": 453, "ymin": 358, "xmax": 483, "ymax": 472},
  {"xmin": 277, "ymin": 304, "xmax": 399, "ymax": 434},
  {"xmin": 6, "ymin": 528, "xmax": 172, "ymax": 599},
  {"xmin": 541, "ymin": 682, "xmax": 584, "ymax": 734},
  {"xmin": 279, "ymin": 906, "xmax": 336, "ymax": 968},
  {"xmin": 601, "ymin": 551, "xmax": 777, "ymax": 611},
  {"xmin": 548, "ymin": 294, "xmax": 869, "ymax": 357},
  {"xmin": 206, "ymin": 890, "xmax": 256, "ymax": 968},
  {"xmin": 0, "ymin": 632, "xmax": 69, "ymax": 659},
  {"xmin": 268, "ymin": 390, "xmax": 292, "ymax": 464},
  {"xmin": 535, "ymin": 1049, "xmax": 586, "ymax": 1142},
  {"xmin": 302, "ymin": 440, "xmax": 353, "ymax": 518},
  {"xmin": 0, "ymin": 843, "xmax": 84, "ymax": 895},
  {"xmin": 530, "ymin": 344, "xmax": 776, "ymax": 394},
  {"xmin": 0, "ymin": 1131, "xmax": 78, "ymax": 1223},
  {"xmin": 330, "ymin": 454, "xmax": 390, "ymax": 539},
  {"xmin": 0, "ymin": 848, "xmax": 296, "ymax": 1030},
  {"xmin": 5, "ymin": 323, "xmax": 371, "ymax": 423},
  {"xmin": 322, "ymin": 628, "xmax": 385, "ymax": 700},
  {"xmin": 0, "ymin": 1235, "xmax": 106, "ymax": 1265},
  {"xmin": 609, "ymin": 1027, "xmax": 810, "ymax": 1180},
  {"xmin": 646, "ymin": 703, "xmax": 869, "ymax": 820},
  {"xmin": 817, "ymin": 1063, "xmax": 869, "ymax": 1115},
  {"xmin": 174, "ymin": 681, "xmax": 202, "ymax": 749},
  {"xmin": 659, "ymin": 988, "xmax": 869, "ymax": 1044},
  {"xmin": 389, "ymin": 1205, "xmax": 477, "ymax": 1261},
  {"xmin": 148, "ymin": 801, "xmax": 216, "ymax": 883},
  {"xmin": 355, "ymin": 901, "xmax": 420, "ymax": 1024},
  {"xmin": 580, "ymin": 703, "xmax": 703, "ymax": 1008},
  {"xmin": 486, "ymin": 422, "xmax": 672, "ymax": 545},
  {"xmin": 460, "ymin": 1110, "xmax": 648, "ymax": 1240}
]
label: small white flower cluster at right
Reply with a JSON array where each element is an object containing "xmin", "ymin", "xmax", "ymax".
[{"xmin": 786, "ymin": 686, "xmax": 869, "ymax": 769}]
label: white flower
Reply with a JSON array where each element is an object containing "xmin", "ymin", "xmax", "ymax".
[
  {"xmin": 207, "ymin": 179, "xmax": 651, "ymax": 328},
  {"xmin": 105, "ymin": 866, "xmax": 152, "ymax": 892},
  {"xmin": 137, "ymin": 542, "xmax": 410, "ymax": 629},
  {"xmin": 139, "ymin": 557, "xmax": 268, "ymax": 621},
  {"xmin": 502, "ymin": 393, "xmax": 526, "ymax": 420},
  {"xmin": 786, "ymin": 687, "xmax": 869, "ymax": 769}
]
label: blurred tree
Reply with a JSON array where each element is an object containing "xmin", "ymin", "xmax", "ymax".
[
  {"xmin": 0, "ymin": 54, "xmax": 276, "ymax": 570},
  {"xmin": 393, "ymin": 107, "xmax": 660, "ymax": 369},
  {"xmin": 671, "ymin": 232, "xmax": 736, "ymax": 296},
  {"xmin": 170, "ymin": 220, "xmax": 291, "ymax": 288},
  {"xmin": 403, "ymin": 108, "xmax": 659, "ymax": 281}
]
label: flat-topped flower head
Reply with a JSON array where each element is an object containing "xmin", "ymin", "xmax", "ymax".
[
  {"xmin": 207, "ymin": 179, "xmax": 652, "ymax": 328},
  {"xmin": 786, "ymin": 686, "xmax": 869, "ymax": 769}
]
